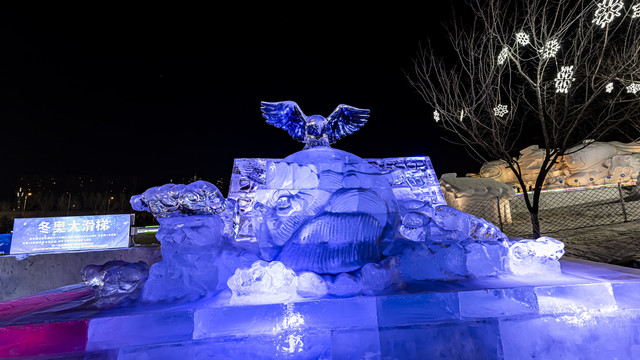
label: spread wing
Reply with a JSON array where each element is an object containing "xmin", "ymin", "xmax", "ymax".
[
  {"xmin": 326, "ymin": 104, "xmax": 370, "ymax": 144},
  {"xmin": 260, "ymin": 101, "xmax": 307, "ymax": 143}
]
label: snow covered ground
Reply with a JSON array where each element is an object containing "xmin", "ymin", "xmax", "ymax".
[{"xmin": 545, "ymin": 220, "xmax": 640, "ymax": 266}]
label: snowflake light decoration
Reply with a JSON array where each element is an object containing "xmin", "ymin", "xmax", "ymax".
[
  {"xmin": 555, "ymin": 66, "xmax": 575, "ymax": 93},
  {"xmin": 627, "ymin": 83, "xmax": 640, "ymax": 94},
  {"xmin": 593, "ymin": 0, "xmax": 624, "ymax": 28},
  {"xmin": 497, "ymin": 47, "xmax": 509, "ymax": 65},
  {"xmin": 633, "ymin": 3, "xmax": 640, "ymax": 18},
  {"xmin": 493, "ymin": 104, "xmax": 509, "ymax": 117},
  {"xmin": 515, "ymin": 32, "xmax": 530, "ymax": 46},
  {"xmin": 606, "ymin": 82, "xmax": 614, "ymax": 93},
  {"xmin": 433, "ymin": 110, "xmax": 440, "ymax": 122},
  {"xmin": 540, "ymin": 39, "xmax": 560, "ymax": 59}
]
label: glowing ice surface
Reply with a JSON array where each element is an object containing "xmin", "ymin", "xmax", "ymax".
[
  {"xmin": 227, "ymin": 260, "xmax": 297, "ymax": 305},
  {"xmin": 227, "ymin": 148, "xmax": 446, "ymax": 275},
  {"xmin": 130, "ymin": 180, "xmax": 226, "ymax": 217},
  {"xmin": 506, "ymin": 236, "xmax": 565, "ymax": 275},
  {"xmin": 81, "ymin": 260, "xmax": 148, "ymax": 309},
  {"xmin": 130, "ymin": 144, "xmax": 567, "ymax": 307},
  {"xmin": 260, "ymin": 101, "xmax": 369, "ymax": 149}
]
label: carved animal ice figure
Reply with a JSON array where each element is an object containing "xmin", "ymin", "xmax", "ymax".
[
  {"xmin": 260, "ymin": 101, "xmax": 369, "ymax": 149},
  {"xmin": 82, "ymin": 260, "xmax": 149, "ymax": 308},
  {"xmin": 276, "ymin": 188, "xmax": 390, "ymax": 274}
]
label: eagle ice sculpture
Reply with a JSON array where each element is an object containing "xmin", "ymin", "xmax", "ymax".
[{"xmin": 260, "ymin": 100, "xmax": 369, "ymax": 149}]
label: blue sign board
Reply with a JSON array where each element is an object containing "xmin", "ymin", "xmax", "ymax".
[
  {"xmin": 0, "ymin": 234, "xmax": 11, "ymax": 255},
  {"xmin": 10, "ymin": 214, "xmax": 131, "ymax": 254}
]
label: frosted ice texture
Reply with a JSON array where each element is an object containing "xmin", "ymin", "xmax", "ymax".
[
  {"xmin": 130, "ymin": 180, "xmax": 226, "ymax": 218},
  {"xmin": 132, "ymin": 147, "xmax": 565, "ymax": 304},
  {"xmin": 227, "ymin": 260, "xmax": 298, "ymax": 305},
  {"xmin": 142, "ymin": 208, "xmax": 258, "ymax": 303},
  {"xmin": 228, "ymin": 147, "xmax": 399, "ymax": 275},
  {"xmin": 506, "ymin": 236, "xmax": 565, "ymax": 275},
  {"xmin": 260, "ymin": 101, "xmax": 369, "ymax": 149},
  {"xmin": 226, "ymin": 148, "xmax": 453, "ymax": 276},
  {"xmin": 81, "ymin": 260, "xmax": 148, "ymax": 309}
]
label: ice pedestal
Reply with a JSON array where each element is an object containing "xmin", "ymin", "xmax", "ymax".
[
  {"xmin": 96, "ymin": 258, "xmax": 640, "ymax": 359},
  {"xmin": 3, "ymin": 257, "xmax": 640, "ymax": 358}
]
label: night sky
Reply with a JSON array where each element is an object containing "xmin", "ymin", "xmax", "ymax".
[{"xmin": 0, "ymin": 5, "xmax": 476, "ymax": 195}]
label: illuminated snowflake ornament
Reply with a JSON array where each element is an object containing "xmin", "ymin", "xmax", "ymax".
[
  {"xmin": 593, "ymin": 0, "xmax": 625, "ymax": 28},
  {"xmin": 555, "ymin": 66, "xmax": 575, "ymax": 93},
  {"xmin": 497, "ymin": 47, "xmax": 509, "ymax": 65},
  {"xmin": 493, "ymin": 104, "xmax": 509, "ymax": 117},
  {"xmin": 627, "ymin": 83, "xmax": 640, "ymax": 94},
  {"xmin": 540, "ymin": 39, "xmax": 560, "ymax": 59},
  {"xmin": 433, "ymin": 110, "xmax": 440, "ymax": 122},
  {"xmin": 633, "ymin": 4, "xmax": 640, "ymax": 18},
  {"xmin": 515, "ymin": 32, "xmax": 530, "ymax": 46},
  {"xmin": 606, "ymin": 82, "xmax": 614, "ymax": 93}
]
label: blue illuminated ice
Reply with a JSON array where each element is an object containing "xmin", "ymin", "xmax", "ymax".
[
  {"xmin": 227, "ymin": 260, "xmax": 298, "ymax": 305},
  {"xmin": 131, "ymin": 125, "xmax": 565, "ymax": 305},
  {"xmin": 506, "ymin": 236, "xmax": 565, "ymax": 275},
  {"xmin": 230, "ymin": 147, "xmax": 399, "ymax": 276},
  {"xmin": 81, "ymin": 260, "xmax": 149, "ymax": 309},
  {"xmin": 130, "ymin": 180, "xmax": 226, "ymax": 218},
  {"xmin": 296, "ymin": 271, "xmax": 328, "ymax": 298},
  {"xmin": 361, "ymin": 256, "xmax": 403, "ymax": 293},
  {"xmin": 260, "ymin": 100, "xmax": 369, "ymax": 149}
]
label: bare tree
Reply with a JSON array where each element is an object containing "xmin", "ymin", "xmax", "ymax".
[{"xmin": 409, "ymin": 0, "xmax": 640, "ymax": 237}]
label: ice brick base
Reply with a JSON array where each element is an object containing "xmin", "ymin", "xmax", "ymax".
[{"xmin": 4, "ymin": 257, "xmax": 640, "ymax": 359}]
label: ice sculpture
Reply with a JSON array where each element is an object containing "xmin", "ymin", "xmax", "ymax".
[
  {"xmin": 124, "ymin": 102, "xmax": 567, "ymax": 307},
  {"xmin": 506, "ymin": 236, "xmax": 565, "ymax": 275},
  {"xmin": 81, "ymin": 260, "xmax": 149, "ymax": 309},
  {"xmin": 130, "ymin": 180, "xmax": 227, "ymax": 218},
  {"xmin": 131, "ymin": 155, "xmax": 563, "ymax": 305},
  {"xmin": 227, "ymin": 147, "xmax": 448, "ymax": 276},
  {"xmin": 260, "ymin": 101, "xmax": 369, "ymax": 149},
  {"xmin": 227, "ymin": 260, "xmax": 298, "ymax": 305}
]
